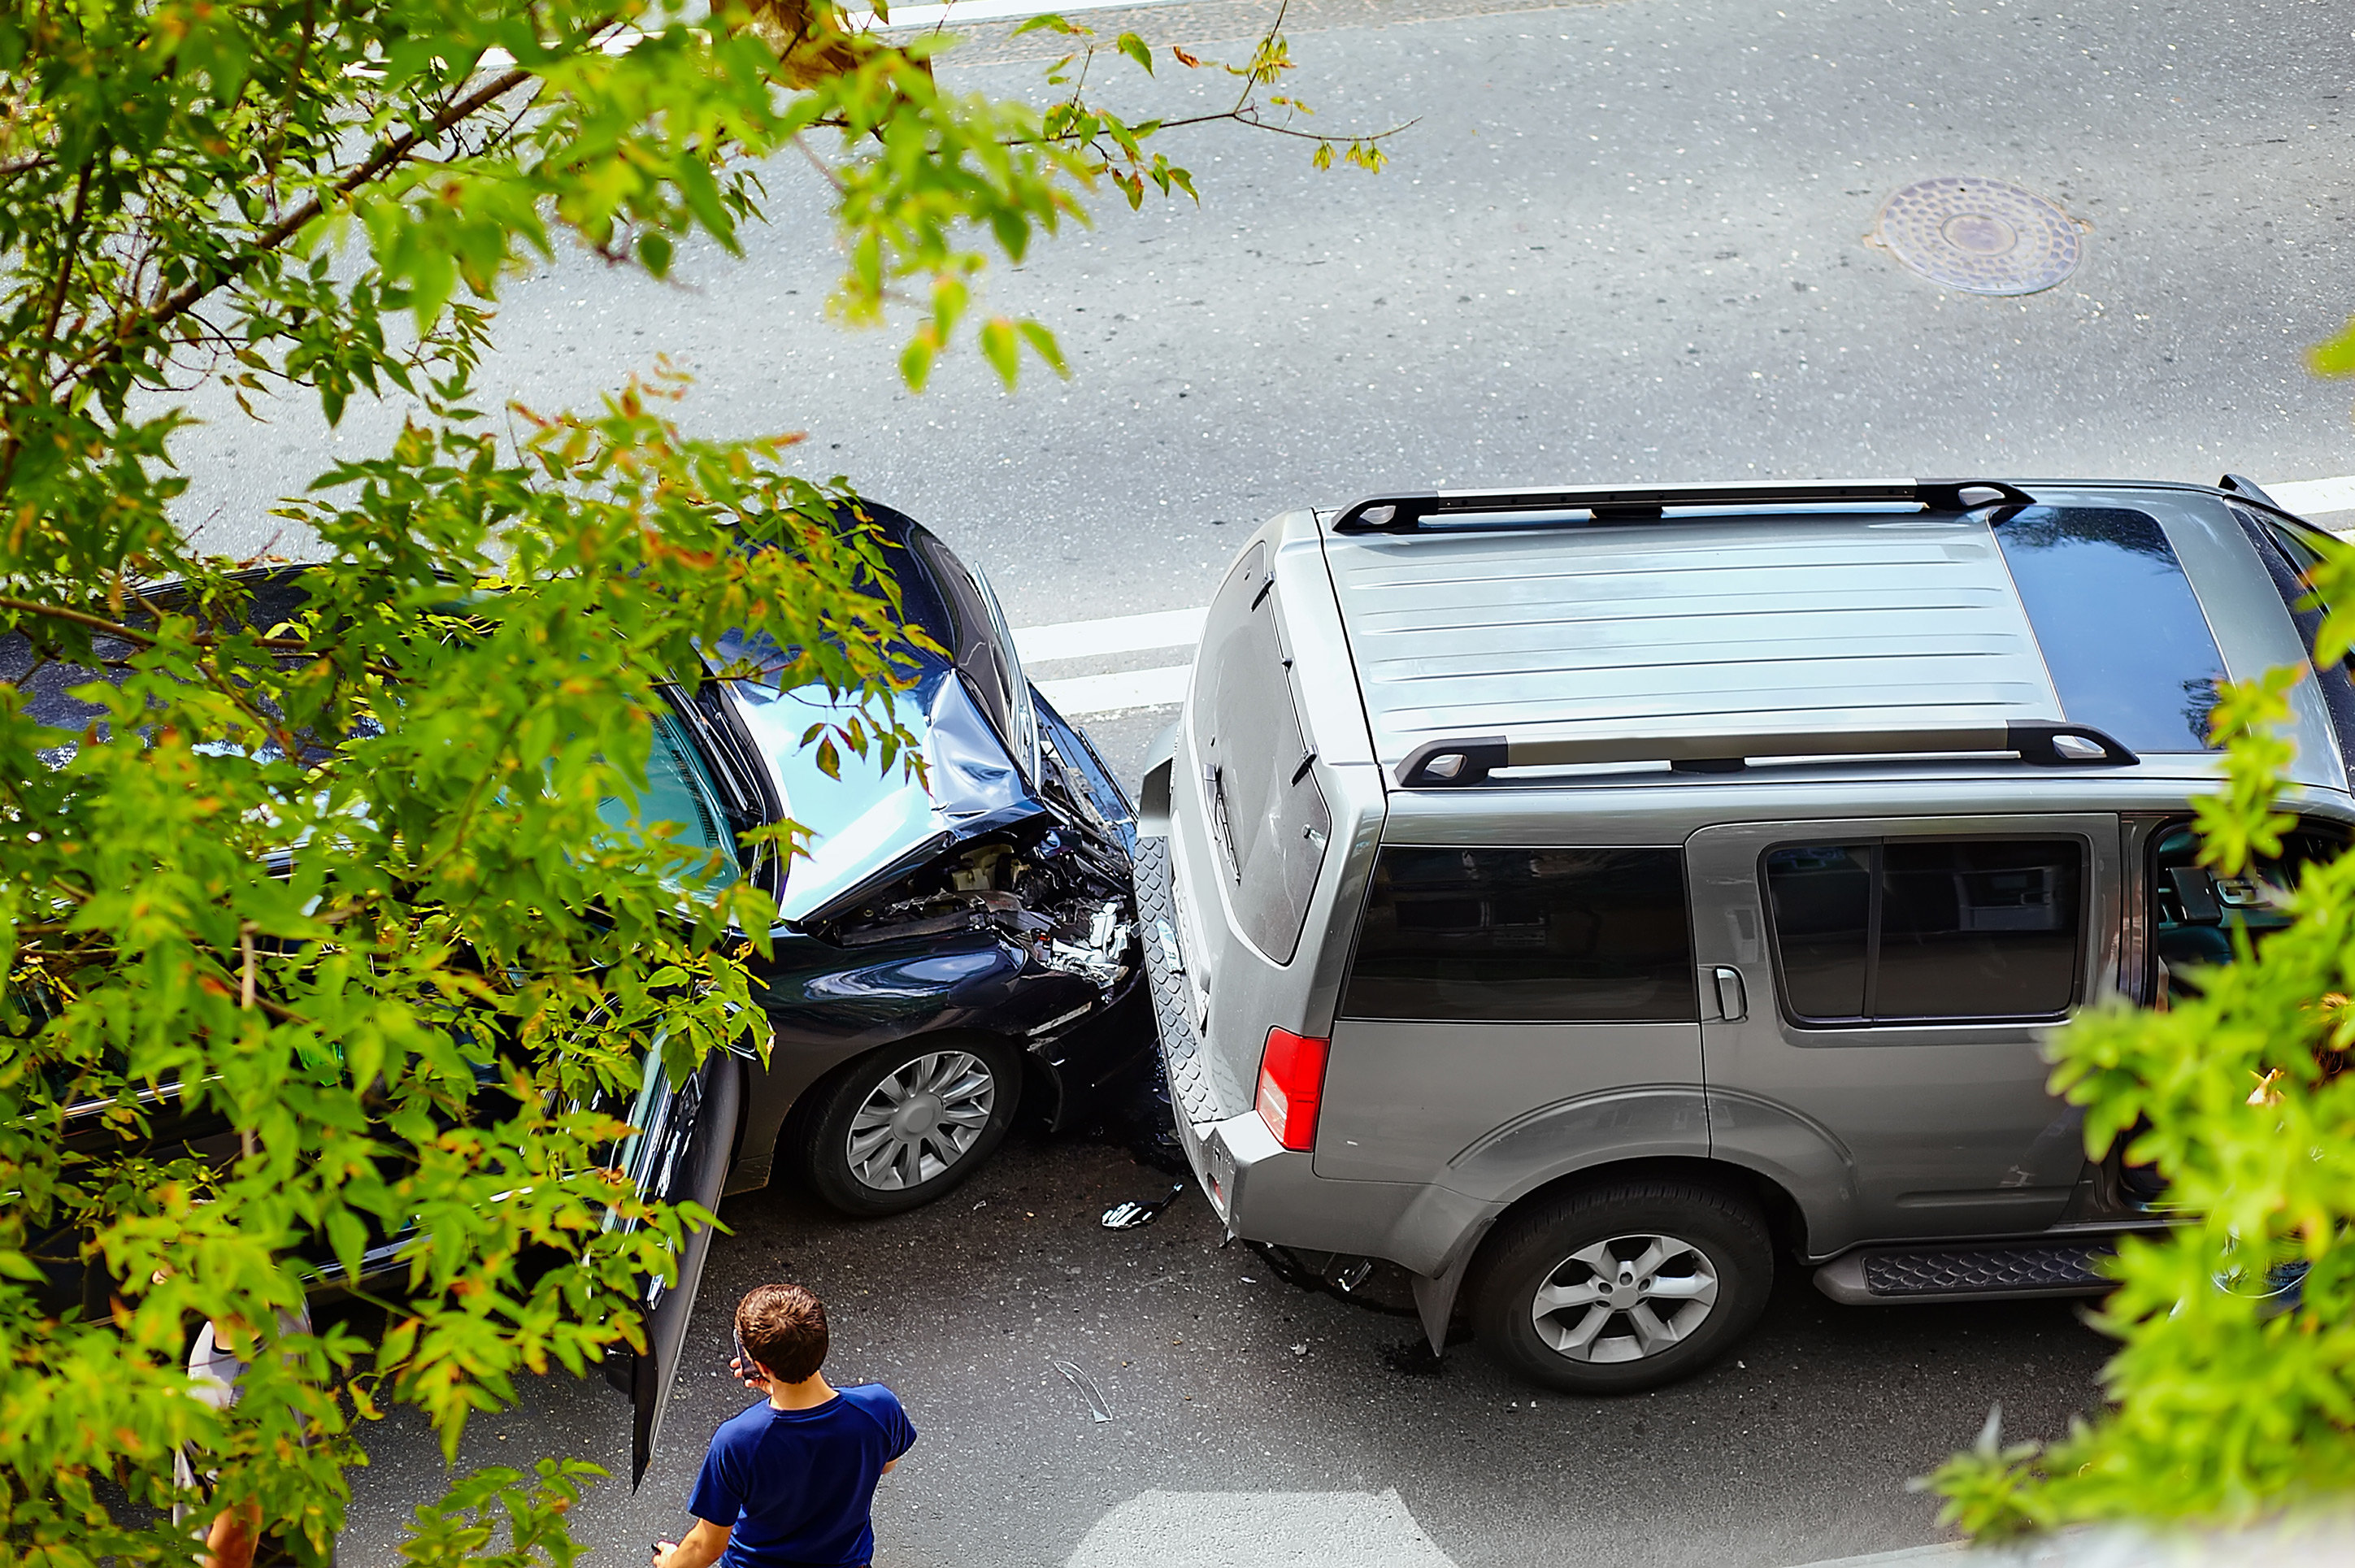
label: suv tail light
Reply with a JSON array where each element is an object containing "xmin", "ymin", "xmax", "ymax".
[{"xmin": 1254, "ymin": 1027, "xmax": 1330, "ymax": 1152}]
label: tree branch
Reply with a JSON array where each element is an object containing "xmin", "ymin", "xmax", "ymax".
[
  {"xmin": 52, "ymin": 64, "xmax": 542, "ymax": 392},
  {"xmin": 0, "ymin": 160, "xmax": 98, "ymax": 495},
  {"xmin": 0, "ymin": 592, "xmax": 404, "ymax": 681}
]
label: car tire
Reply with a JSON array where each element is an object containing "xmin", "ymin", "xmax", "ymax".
[
  {"xmin": 795, "ymin": 1036, "xmax": 1021, "ymax": 1218},
  {"xmin": 1470, "ymin": 1178, "xmax": 1773, "ymax": 1394}
]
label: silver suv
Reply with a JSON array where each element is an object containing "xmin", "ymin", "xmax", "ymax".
[{"xmin": 1134, "ymin": 476, "xmax": 2355, "ymax": 1392}]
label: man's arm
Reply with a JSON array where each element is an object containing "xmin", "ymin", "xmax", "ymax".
[
  {"xmin": 202, "ymin": 1499, "xmax": 261, "ymax": 1568},
  {"xmin": 654, "ymin": 1518, "xmax": 731, "ymax": 1568},
  {"xmin": 882, "ymin": 1457, "xmax": 899, "ymax": 1475}
]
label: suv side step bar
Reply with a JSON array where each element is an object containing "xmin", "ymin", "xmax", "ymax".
[{"xmin": 1814, "ymin": 1240, "xmax": 2114, "ymax": 1306}]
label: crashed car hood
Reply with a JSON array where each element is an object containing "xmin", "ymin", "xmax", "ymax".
[{"xmin": 723, "ymin": 666, "xmax": 1048, "ymax": 926}]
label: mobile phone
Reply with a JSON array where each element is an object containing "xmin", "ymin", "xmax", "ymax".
[{"xmin": 733, "ymin": 1331, "xmax": 753, "ymax": 1378}]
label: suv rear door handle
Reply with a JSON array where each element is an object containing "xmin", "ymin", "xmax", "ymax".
[{"xmin": 1709, "ymin": 966, "xmax": 1748, "ymax": 1023}]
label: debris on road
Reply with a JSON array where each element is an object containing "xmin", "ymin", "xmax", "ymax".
[
  {"xmin": 1101, "ymin": 1182, "xmax": 1186, "ymax": 1230},
  {"xmin": 1052, "ymin": 1357, "xmax": 1114, "ymax": 1422}
]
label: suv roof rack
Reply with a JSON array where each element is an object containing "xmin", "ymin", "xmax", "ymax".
[
  {"xmin": 2218, "ymin": 472, "xmax": 2283, "ymax": 509},
  {"xmin": 1331, "ymin": 479, "xmax": 2037, "ymax": 534},
  {"xmin": 1395, "ymin": 720, "xmax": 2138, "ymax": 788}
]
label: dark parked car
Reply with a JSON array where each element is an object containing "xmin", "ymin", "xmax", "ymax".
[
  {"xmin": 8, "ymin": 501, "xmax": 1145, "ymax": 1478},
  {"xmin": 705, "ymin": 503, "xmax": 1146, "ymax": 1217}
]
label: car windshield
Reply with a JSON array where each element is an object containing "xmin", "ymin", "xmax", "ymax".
[{"xmin": 597, "ymin": 709, "xmax": 740, "ymax": 892}]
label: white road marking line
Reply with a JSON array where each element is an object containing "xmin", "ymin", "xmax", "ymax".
[
  {"xmin": 1036, "ymin": 664, "xmax": 1190, "ymax": 715},
  {"xmin": 2269, "ymin": 476, "xmax": 2355, "ymax": 517},
  {"xmin": 1013, "ymin": 473, "xmax": 2355, "ymax": 715},
  {"xmin": 1782, "ymin": 1544, "xmax": 1968, "ymax": 1568},
  {"xmin": 1014, "ymin": 606, "xmax": 1208, "ymax": 665},
  {"xmin": 1066, "ymin": 1489, "xmax": 1458, "ymax": 1568},
  {"xmin": 849, "ymin": 0, "xmax": 1160, "ymax": 29}
]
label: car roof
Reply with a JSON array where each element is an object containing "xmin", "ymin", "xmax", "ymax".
[{"xmin": 1312, "ymin": 479, "xmax": 2336, "ymax": 793}]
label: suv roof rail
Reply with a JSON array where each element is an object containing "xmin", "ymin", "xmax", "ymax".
[
  {"xmin": 1394, "ymin": 720, "xmax": 2138, "ymax": 788},
  {"xmin": 2218, "ymin": 472, "xmax": 2284, "ymax": 509},
  {"xmin": 1331, "ymin": 479, "xmax": 2037, "ymax": 534}
]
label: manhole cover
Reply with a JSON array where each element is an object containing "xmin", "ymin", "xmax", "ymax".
[{"xmin": 1874, "ymin": 176, "xmax": 2081, "ymax": 295}]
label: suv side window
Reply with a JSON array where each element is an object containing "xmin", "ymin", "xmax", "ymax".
[
  {"xmin": 1762, "ymin": 839, "xmax": 2085, "ymax": 1024},
  {"xmin": 1340, "ymin": 847, "xmax": 1696, "ymax": 1023},
  {"xmin": 2149, "ymin": 818, "xmax": 2347, "ymax": 1001}
]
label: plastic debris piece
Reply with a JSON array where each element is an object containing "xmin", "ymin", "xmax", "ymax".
[
  {"xmin": 1101, "ymin": 1182, "xmax": 1186, "ymax": 1231},
  {"xmin": 1290, "ymin": 1344, "xmax": 1308, "ymax": 1356},
  {"xmin": 1052, "ymin": 1358, "xmax": 1114, "ymax": 1423}
]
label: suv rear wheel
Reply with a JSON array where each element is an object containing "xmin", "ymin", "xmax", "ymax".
[
  {"xmin": 1471, "ymin": 1178, "xmax": 1772, "ymax": 1394},
  {"xmin": 795, "ymin": 1036, "xmax": 1019, "ymax": 1218}
]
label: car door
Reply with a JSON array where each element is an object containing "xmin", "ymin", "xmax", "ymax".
[
  {"xmin": 602, "ymin": 1048, "xmax": 744, "ymax": 1486},
  {"xmin": 1687, "ymin": 814, "xmax": 2118, "ymax": 1254}
]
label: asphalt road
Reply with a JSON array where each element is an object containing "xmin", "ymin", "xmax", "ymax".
[
  {"xmin": 172, "ymin": 0, "xmax": 2355, "ymax": 1559},
  {"xmin": 339, "ymin": 1132, "xmax": 2114, "ymax": 1568},
  {"xmin": 174, "ymin": 0, "xmax": 2355, "ymax": 618},
  {"xmin": 168, "ymin": 0, "xmax": 2355, "ymax": 775}
]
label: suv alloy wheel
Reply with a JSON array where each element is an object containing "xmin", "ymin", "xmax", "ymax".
[{"xmin": 1471, "ymin": 1178, "xmax": 1774, "ymax": 1393}]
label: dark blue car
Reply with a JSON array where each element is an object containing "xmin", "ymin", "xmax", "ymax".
[
  {"xmin": 699, "ymin": 501, "xmax": 1147, "ymax": 1217},
  {"xmin": 7, "ymin": 501, "xmax": 1148, "ymax": 1483}
]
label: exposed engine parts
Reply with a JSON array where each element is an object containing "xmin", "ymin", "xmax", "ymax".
[{"xmin": 823, "ymin": 821, "xmax": 1138, "ymax": 1001}]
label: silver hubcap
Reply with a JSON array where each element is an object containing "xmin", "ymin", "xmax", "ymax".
[
  {"xmin": 845, "ymin": 1050, "xmax": 997, "ymax": 1192},
  {"xmin": 1529, "ymin": 1231, "xmax": 1720, "ymax": 1364}
]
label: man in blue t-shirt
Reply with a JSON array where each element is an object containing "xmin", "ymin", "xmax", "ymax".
[{"xmin": 653, "ymin": 1284, "xmax": 916, "ymax": 1568}]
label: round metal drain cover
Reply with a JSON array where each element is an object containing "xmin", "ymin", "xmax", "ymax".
[{"xmin": 1875, "ymin": 176, "xmax": 2080, "ymax": 295}]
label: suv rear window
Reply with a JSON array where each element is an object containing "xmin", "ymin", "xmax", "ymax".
[
  {"xmin": 1193, "ymin": 543, "xmax": 1331, "ymax": 964},
  {"xmin": 1763, "ymin": 839, "xmax": 2083, "ymax": 1024},
  {"xmin": 1340, "ymin": 848, "xmax": 1696, "ymax": 1023}
]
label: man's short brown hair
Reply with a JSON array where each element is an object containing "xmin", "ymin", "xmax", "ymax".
[{"xmin": 736, "ymin": 1284, "xmax": 828, "ymax": 1384}]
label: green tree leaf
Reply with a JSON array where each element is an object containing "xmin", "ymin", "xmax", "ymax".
[
  {"xmin": 0, "ymin": 0, "xmax": 1394, "ymax": 1559},
  {"xmin": 2311, "ymin": 319, "xmax": 2355, "ymax": 377},
  {"xmin": 978, "ymin": 318, "xmax": 1021, "ymax": 389}
]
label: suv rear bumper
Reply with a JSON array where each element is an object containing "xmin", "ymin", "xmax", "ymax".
[
  {"xmin": 1134, "ymin": 831, "xmax": 1317, "ymax": 1233},
  {"xmin": 1132, "ymin": 832, "xmax": 1225, "ymax": 1127},
  {"xmin": 1134, "ymin": 829, "xmax": 1257, "ymax": 1222},
  {"xmin": 1134, "ymin": 830, "xmax": 1438, "ymax": 1257}
]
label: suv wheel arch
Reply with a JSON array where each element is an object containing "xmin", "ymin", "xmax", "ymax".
[{"xmin": 1412, "ymin": 1156, "xmax": 1808, "ymax": 1355}]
